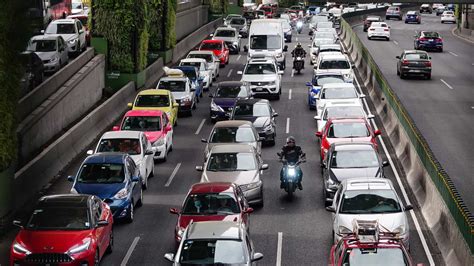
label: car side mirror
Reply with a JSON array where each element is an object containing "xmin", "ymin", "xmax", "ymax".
[
  {"xmin": 164, "ymin": 253, "xmax": 175, "ymax": 262},
  {"xmin": 145, "ymin": 149, "xmax": 154, "ymax": 155},
  {"xmin": 112, "ymin": 125, "xmax": 120, "ymax": 131},
  {"xmin": 195, "ymin": 166, "xmax": 203, "ymax": 171},
  {"xmin": 278, "ymin": 70, "xmax": 284, "ymax": 75},
  {"xmin": 40, "ymin": 30, "xmax": 45, "ymax": 34},
  {"xmin": 201, "ymin": 138, "xmax": 207, "ymax": 143},
  {"xmin": 374, "ymin": 129, "xmax": 381, "ymax": 136},
  {"xmin": 273, "ymin": 112, "xmax": 279, "ymax": 117},
  {"xmin": 315, "ymin": 131, "xmax": 322, "ymax": 137},
  {"xmin": 67, "ymin": 175, "xmax": 75, "ymax": 182},
  {"xmin": 237, "ymin": 70, "xmax": 243, "ymax": 75},
  {"xmin": 396, "ymin": 56, "xmax": 400, "ymax": 59},
  {"xmin": 79, "ymin": 29, "xmax": 84, "ymax": 34},
  {"xmin": 173, "ymin": 103, "xmax": 179, "ymax": 107},
  {"xmin": 252, "ymin": 253, "xmax": 264, "ymax": 262},
  {"xmin": 404, "ymin": 205, "xmax": 413, "ymax": 211},
  {"xmin": 244, "ymin": 207, "xmax": 254, "ymax": 214},
  {"xmin": 169, "ymin": 208, "xmax": 180, "ymax": 215},
  {"xmin": 97, "ymin": 220, "xmax": 109, "ymax": 227},
  {"xmin": 238, "ymin": 34, "xmax": 242, "ymax": 38},
  {"xmin": 325, "ymin": 206, "xmax": 336, "ymax": 212},
  {"xmin": 86, "ymin": 150, "xmax": 94, "ymax": 155},
  {"xmin": 209, "ymin": 33, "xmax": 214, "ymax": 37},
  {"xmin": 314, "ymin": 115, "xmax": 321, "ymax": 120},
  {"xmin": 127, "ymin": 103, "xmax": 133, "ymax": 108},
  {"xmin": 13, "ymin": 220, "xmax": 23, "ymax": 228},
  {"xmin": 382, "ymin": 161, "xmax": 389, "ymax": 167},
  {"xmin": 260, "ymin": 164, "xmax": 269, "ymax": 170},
  {"xmin": 132, "ymin": 176, "xmax": 140, "ymax": 182}
]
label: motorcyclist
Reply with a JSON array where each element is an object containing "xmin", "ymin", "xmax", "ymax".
[
  {"xmin": 278, "ymin": 136, "xmax": 306, "ymax": 190},
  {"xmin": 291, "ymin": 43, "xmax": 306, "ymax": 69}
]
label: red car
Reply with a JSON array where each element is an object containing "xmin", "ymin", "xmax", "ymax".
[
  {"xmin": 260, "ymin": 5, "xmax": 275, "ymax": 18},
  {"xmin": 169, "ymin": 182, "xmax": 253, "ymax": 243},
  {"xmin": 10, "ymin": 194, "xmax": 113, "ymax": 266},
  {"xmin": 315, "ymin": 118, "xmax": 380, "ymax": 163},
  {"xmin": 199, "ymin": 39, "xmax": 229, "ymax": 66},
  {"xmin": 67, "ymin": 14, "xmax": 91, "ymax": 45},
  {"xmin": 113, "ymin": 110, "xmax": 173, "ymax": 161}
]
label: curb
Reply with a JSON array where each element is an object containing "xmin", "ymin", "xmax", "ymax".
[{"xmin": 451, "ymin": 27, "xmax": 474, "ymax": 44}]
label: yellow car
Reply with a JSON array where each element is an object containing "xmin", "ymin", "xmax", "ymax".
[{"xmin": 128, "ymin": 89, "xmax": 179, "ymax": 126}]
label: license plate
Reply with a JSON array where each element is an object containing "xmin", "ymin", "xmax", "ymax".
[
  {"xmin": 255, "ymin": 87, "xmax": 263, "ymax": 91},
  {"xmin": 429, "ymin": 39, "xmax": 434, "ymax": 42},
  {"xmin": 410, "ymin": 69, "xmax": 421, "ymax": 73}
]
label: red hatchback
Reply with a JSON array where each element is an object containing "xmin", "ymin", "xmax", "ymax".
[
  {"xmin": 199, "ymin": 39, "xmax": 229, "ymax": 66},
  {"xmin": 10, "ymin": 194, "xmax": 113, "ymax": 266},
  {"xmin": 316, "ymin": 118, "xmax": 380, "ymax": 163},
  {"xmin": 169, "ymin": 182, "xmax": 253, "ymax": 243}
]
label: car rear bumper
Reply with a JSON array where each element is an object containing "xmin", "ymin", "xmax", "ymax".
[{"xmin": 401, "ymin": 66, "xmax": 431, "ymax": 75}]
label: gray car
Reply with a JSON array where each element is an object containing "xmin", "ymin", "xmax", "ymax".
[
  {"xmin": 396, "ymin": 50, "xmax": 432, "ymax": 79},
  {"xmin": 211, "ymin": 27, "xmax": 241, "ymax": 54},
  {"xmin": 229, "ymin": 17, "xmax": 248, "ymax": 38},
  {"xmin": 28, "ymin": 35, "xmax": 69, "ymax": 73},
  {"xmin": 44, "ymin": 19, "xmax": 87, "ymax": 55},
  {"xmin": 164, "ymin": 221, "xmax": 264, "ymax": 265},
  {"xmin": 197, "ymin": 144, "xmax": 268, "ymax": 206}
]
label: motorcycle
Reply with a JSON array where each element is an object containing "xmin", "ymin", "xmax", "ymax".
[
  {"xmin": 296, "ymin": 20, "xmax": 303, "ymax": 34},
  {"xmin": 278, "ymin": 154, "xmax": 306, "ymax": 198},
  {"xmin": 293, "ymin": 56, "xmax": 305, "ymax": 74}
]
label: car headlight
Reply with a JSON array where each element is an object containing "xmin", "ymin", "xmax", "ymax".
[
  {"xmin": 68, "ymin": 239, "xmax": 91, "ymax": 254},
  {"xmin": 393, "ymin": 225, "xmax": 406, "ymax": 236},
  {"xmin": 68, "ymin": 39, "xmax": 77, "ymax": 44},
  {"xmin": 326, "ymin": 177, "xmax": 339, "ymax": 190},
  {"xmin": 264, "ymin": 123, "xmax": 273, "ymax": 131},
  {"xmin": 13, "ymin": 241, "xmax": 31, "ymax": 255},
  {"xmin": 210, "ymin": 101, "xmax": 224, "ymax": 112},
  {"xmin": 113, "ymin": 188, "xmax": 129, "ymax": 200},
  {"xmin": 153, "ymin": 137, "xmax": 165, "ymax": 146},
  {"xmin": 49, "ymin": 56, "xmax": 59, "ymax": 63},
  {"xmin": 70, "ymin": 187, "xmax": 78, "ymax": 194},
  {"xmin": 240, "ymin": 181, "xmax": 262, "ymax": 191},
  {"xmin": 276, "ymin": 53, "xmax": 283, "ymax": 59},
  {"xmin": 338, "ymin": 225, "xmax": 352, "ymax": 235},
  {"xmin": 343, "ymin": 73, "xmax": 353, "ymax": 80}
]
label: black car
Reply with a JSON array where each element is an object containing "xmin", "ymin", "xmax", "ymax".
[
  {"xmin": 396, "ymin": 50, "xmax": 432, "ymax": 79},
  {"xmin": 322, "ymin": 142, "xmax": 388, "ymax": 207},
  {"xmin": 210, "ymin": 81, "xmax": 252, "ymax": 122},
  {"xmin": 230, "ymin": 99, "xmax": 278, "ymax": 145},
  {"xmin": 19, "ymin": 51, "xmax": 44, "ymax": 96}
]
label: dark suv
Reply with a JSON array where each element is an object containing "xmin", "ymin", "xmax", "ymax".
[{"xmin": 396, "ymin": 50, "xmax": 432, "ymax": 79}]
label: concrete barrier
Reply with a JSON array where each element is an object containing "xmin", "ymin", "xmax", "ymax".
[
  {"xmin": 18, "ymin": 48, "xmax": 95, "ymax": 121},
  {"xmin": 176, "ymin": 5, "xmax": 209, "ymax": 41},
  {"xmin": 144, "ymin": 57, "xmax": 165, "ymax": 88},
  {"xmin": 13, "ymin": 82, "xmax": 136, "ymax": 210},
  {"xmin": 16, "ymin": 54, "xmax": 105, "ymax": 166},
  {"xmin": 340, "ymin": 11, "xmax": 473, "ymax": 265}
]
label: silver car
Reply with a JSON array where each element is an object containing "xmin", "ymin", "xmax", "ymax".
[
  {"xmin": 157, "ymin": 75, "xmax": 196, "ymax": 115},
  {"xmin": 326, "ymin": 178, "xmax": 412, "ymax": 249},
  {"xmin": 211, "ymin": 27, "xmax": 241, "ymax": 54},
  {"xmin": 164, "ymin": 221, "xmax": 264, "ymax": 265},
  {"xmin": 44, "ymin": 19, "xmax": 87, "ymax": 55},
  {"xmin": 28, "ymin": 35, "xmax": 69, "ymax": 73},
  {"xmin": 197, "ymin": 144, "xmax": 268, "ymax": 206},
  {"xmin": 229, "ymin": 17, "xmax": 249, "ymax": 38},
  {"xmin": 186, "ymin": 51, "xmax": 220, "ymax": 81}
]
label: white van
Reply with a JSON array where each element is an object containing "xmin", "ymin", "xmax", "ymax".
[{"xmin": 244, "ymin": 19, "xmax": 288, "ymax": 70}]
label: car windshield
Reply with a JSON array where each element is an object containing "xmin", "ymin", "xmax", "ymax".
[
  {"xmin": 121, "ymin": 116, "xmax": 161, "ymax": 131},
  {"xmin": 340, "ymin": 189, "xmax": 402, "ymax": 214},
  {"xmin": 29, "ymin": 39, "xmax": 57, "ymax": 52},
  {"xmin": 331, "ymin": 149, "xmax": 379, "ymax": 168},
  {"xmin": 188, "ymin": 54, "xmax": 213, "ymax": 63},
  {"xmin": 216, "ymin": 85, "xmax": 248, "ymax": 98},
  {"xmin": 314, "ymin": 32, "xmax": 334, "ymax": 39},
  {"xmin": 210, "ymin": 127, "xmax": 256, "ymax": 143},
  {"xmin": 313, "ymin": 76, "xmax": 345, "ymax": 86},
  {"xmin": 325, "ymin": 106, "xmax": 365, "ymax": 119},
  {"xmin": 422, "ymin": 32, "xmax": 440, "ymax": 38},
  {"xmin": 313, "ymin": 39, "xmax": 334, "ymax": 47},
  {"xmin": 321, "ymin": 87, "xmax": 357, "ymax": 99},
  {"xmin": 158, "ymin": 80, "xmax": 186, "ymax": 92},
  {"xmin": 46, "ymin": 23, "xmax": 76, "ymax": 34},
  {"xmin": 135, "ymin": 95, "xmax": 170, "ymax": 108},
  {"xmin": 207, "ymin": 152, "xmax": 256, "ymax": 171},
  {"xmin": 343, "ymin": 247, "xmax": 407, "ymax": 265},
  {"xmin": 26, "ymin": 206, "xmax": 90, "ymax": 230},
  {"xmin": 404, "ymin": 53, "xmax": 429, "ymax": 60},
  {"xmin": 230, "ymin": 18, "xmax": 245, "ymax": 25},
  {"xmin": 201, "ymin": 42, "xmax": 222, "ymax": 50},
  {"xmin": 182, "ymin": 193, "xmax": 240, "ymax": 215},
  {"xmin": 234, "ymin": 103, "xmax": 270, "ymax": 117},
  {"xmin": 181, "ymin": 61, "xmax": 205, "ymax": 70},
  {"xmin": 180, "ymin": 69, "xmax": 197, "ymax": 79},
  {"xmin": 77, "ymin": 163, "xmax": 125, "ymax": 183},
  {"xmin": 250, "ymin": 35, "xmax": 281, "ymax": 50},
  {"xmin": 179, "ymin": 239, "xmax": 247, "ymax": 264},
  {"xmin": 328, "ymin": 123, "xmax": 369, "ymax": 138},
  {"xmin": 97, "ymin": 138, "xmax": 141, "ymax": 155},
  {"xmin": 317, "ymin": 22, "xmax": 333, "ymax": 28},
  {"xmin": 215, "ymin": 30, "xmax": 235, "ymax": 37},
  {"xmin": 319, "ymin": 59, "xmax": 350, "ymax": 69},
  {"xmin": 388, "ymin": 7, "xmax": 399, "ymax": 11},
  {"xmin": 245, "ymin": 63, "xmax": 276, "ymax": 74}
]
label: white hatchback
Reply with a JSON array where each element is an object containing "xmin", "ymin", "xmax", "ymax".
[
  {"xmin": 367, "ymin": 22, "xmax": 390, "ymax": 41},
  {"xmin": 441, "ymin": 11, "xmax": 456, "ymax": 23}
]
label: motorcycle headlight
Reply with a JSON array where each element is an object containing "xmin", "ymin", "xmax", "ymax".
[
  {"xmin": 153, "ymin": 137, "xmax": 165, "ymax": 146},
  {"xmin": 338, "ymin": 225, "xmax": 352, "ymax": 235},
  {"xmin": 113, "ymin": 188, "xmax": 129, "ymax": 200},
  {"xmin": 68, "ymin": 239, "xmax": 91, "ymax": 254},
  {"xmin": 288, "ymin": 168, "xmax": 296, "ymax": 176},
  {"xmin": 13, "ymin": 241, "xmax": 31, "ymax": 255},
  {"xmin": 240, "ymin": 181, "xmax": 261, "ymax": 191},
  {"xmin": 210, "ymin": 101, "xmax": 224, "ymax": 112}
]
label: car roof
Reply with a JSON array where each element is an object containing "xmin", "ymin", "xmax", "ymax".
[
  {"xmin": 190, "ymin": 182, "xmax": 237, "ymax": 194},
  {"xmin": 125, "ymin": 110, "xmax": 163, "ymax": 117},
  {"xmin": 38, "ymin": 194, "xmax": 91, "ymax": 208},
  {"xmin": 343, "ymin": 178, "xmax": 393, "ymax": 191},
  {"xmin": 322, "ymin": 83, "xmax": 356, "ymax": 89},
  {"xmin": 202, "ymin": 39, "xmax": 223, "ymax": 44},
  {"xmin": 160, "ymin": 76, "xmax": 188, "ymax": 82},
  {"xmin": 319, "ymin": 44, "xmax": 341, "ymax": 49},
  {"xmin": 214, "ymin": 120, "xmax": 253, "ymax": 128},
  {"xmin": 248, "ymin": 58, "xmax": 275, "ymax": 64},
  {"xmin": 101, "ymin": 130, "xmax": 142, "ymax": 140},
  {"xmin": 404, "ymin": 50, "xmax": 429, "ymax": 54},
  {"xmin": 67, "ymin": 14, "xmax": 88, "ymax": 19},
  {"xmin": 181, "ymin": 58, "xmax": 206, "ymax": 63},
  {"xmin": 216, "ymin": 27, "xmax": 236, "ymax": 31},
  {"xmin": 210, "ymin": 144, "xmax": 255, "ymax": 153},
  {"xmin": 84, "ymin": 152, "xmax": 127, "ymax": 164},
  {"xmin": 188, "ymin": 50, "xmax": 214, "ymax": 55},
  {"xmin": 324, "ymin": 100, "xmax": 362, "ymax": 108},
  {"xmin": 235, "ymin": 98, "xmax": 270, "ymax": 105},
  {"xmin": 137, "ymin": 89, "xmax": 169, "ymax": 96},
  {"xmin": 332, "ymin": 142, "xmax": 375, "ymax": 151},
  {"xmin": 320, "ymin": 53, "xmax": 348, "ymax": 60},
  {"xmin": 315, "ymin": 71, "xmax": 345, "ymax": 77},
  {"xmin": 187, "ymin": 221, "xmax": 242, "ymax": 240},
  {"xmin": 328, "ymin": 118, "xmax": 368, "ymax": 124},
  {"xmin": 50, "ymin": 19, "xmax": 76, "ymax": 24}
]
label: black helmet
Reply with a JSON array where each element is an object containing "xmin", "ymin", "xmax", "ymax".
[
  {"xmin": 286, "ymin": 136, "xmax": 296, "ymax": 144},
  {"xmin": 296, "ymin": 42, "xmax": 302, "ymax": 48}
]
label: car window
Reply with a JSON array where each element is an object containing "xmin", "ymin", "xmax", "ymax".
[
  {"xmin": 97, "ymin": 138, "xmax": 141, "ymax": 155},
  {"xmin": 404, "ymin": 53, "xmax": 429, "ymax": 60},
  {"xmin": 179, "ymin": 239, "xmax": 247, "ymax": 264},
  {"xmin": 158, "ymin": 80, "xmax": 186, "ymax": 92},
  {"xmin": 28, "ymin": 39, "xmax": 57, "ymax": 52},
  {"xmin": 244, "ymin": 63, "xmax": 276, "ymax": 74},
  {"xmin": 342, "ymin": 247, "xmax": 407, "ymax": 265},
  {"xmin": 319, "ymin": 59, "xmax": 350, "ymax": 70},
  {"xmin": 121, "ymin": 116, "xmax": 161, "ymax": 131},
  {"xmin": 46, "ymin": 23, "xmax": 76, "ymax": 34},
  {"xmin": 250, "ymin": 35, "xmax": 282, "ymax": 50},
  {"xmin": 210, "ymin": 127, "xmax": 256, "ymax": 143},
  {"xmin": 26, "ymin": 206, "xmax": 90, "ymax": 230},
  {"xmin": 216, "ymin": 85, "xmax": 249, "ymax": 98},
  {"xmin": 340, "ymin": 189, "xmax": 402, "ymax": 214},
  {"xmin": 330, "ymin": 149, "xmax": 379, "ymax": 168},
  {"xmin": 215, "ymin": 30, "xmax": 236, "ymax": 37},
  {"xmin": 127, "ymin": 157, "xmax": 137, "ymax": 177},
  {"xmin": 422, "ymin": 32, "xmax": 440, "ymax": 38},
  {"xmin": 328, "ymin": 123, "xmax": 369, "ymax": 138},
  {"xmin": 321, "ymin": 87, "xmax": 357, "ymax": 99},
  {"xmin": 188, "ymin": 54, "xmax": 212, "ymax": 63},
  {"xmin": 201, "ymin": 42, "xmax": 222, "ymax": 50},
  {"xmin": 135, "ymin": 94, "xmax": 170, "ymax": 108},
  {"xmin": 313, "ymin": 76, "xmax": 345, "ymax": 86},
  {"xmin": 324, "ymin": 106, "xmax": 365, "ymax": 120},
  {"xmin": 77, "ymin": 163, "xmax": 125, "ymax": 183},
  {"xmin": 233, "ymin": 103, "xmax": 270, "ymax": 117},
  {"xmin": 182, "ymin": 193, "xmax": 240, "ymax": 214},
  {"xmin": 207, "ymin": 152, "xmax": 257, "ymax": 171}
]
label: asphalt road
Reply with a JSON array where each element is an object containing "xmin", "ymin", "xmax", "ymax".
[
  {"xmin": 0, "ymin": 25, "xmax": 442, "ymax": 265},
  {"xmin": 353, "ymin": 12, "xmax": 474, "ymax": 211}
]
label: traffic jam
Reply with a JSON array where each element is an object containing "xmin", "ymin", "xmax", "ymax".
[{"xmin": 9, "ymin": 2, "xmax": 452, "ymax": 266}]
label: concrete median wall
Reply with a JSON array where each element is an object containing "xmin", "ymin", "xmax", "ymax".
[
  {"xmin": 16, "ymin": 54, "xmax": 105, "ymax": 166},
  {"xmin": 176, "ymin": 5, "xmax": 209, "ymax": 41},
  {"xmin": 18, "ymin": 48, "xmax": 95, "ymax": 121},
  {"xmin": 13, "ymin": 82, "xmax": 136, "ymax": 210},
  {"xmin": 340, "ymin": 10, "xmax": 473, "ymax": 265}
]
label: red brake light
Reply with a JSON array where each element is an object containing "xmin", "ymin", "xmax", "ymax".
[
  {"xmin": 436, "ymin": 38, "xmax": 443, "ymax": 42},
  {"xmin": 425, "ymin": 61, "xmax": 431, "ymax": 67},
  {"xmin": 419, "ymin": 37, "xmax": 427, "ymax": 41},
  {"xmin": 402, "ymin": 60, "xmax": 409, "ymax": 66},
  {"xmin": 384, "ymin": 29, "xmax": 389, "ymax": 31}
]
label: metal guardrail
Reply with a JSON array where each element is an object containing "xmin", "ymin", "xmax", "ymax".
[{"xmin": 339, "ymin": 17, "xmax": 473, "ymax": 254}]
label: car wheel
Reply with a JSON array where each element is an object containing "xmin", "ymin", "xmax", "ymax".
[
  {"xmin": 367, "ymin": 36, "xmax": 371, "ymax": 40},
  {"xmin": 188, "ymin": 110, "xmax": 193, "ymax": 116},
  {"xmin": 400, "ymin": 72, "xmax": 406, "ymax": 79},
  {"xmin": 136, "ymin": 189, "xmax": 143, "ymax": 207},
  {"xmin": 397, "ymin": 68, "xmax": 400, "ymax": 76},
  {"xmin": 386, "ymin": 37, "xmax": 390, "ymax": 41},
  {"xmin": 426, "ymin": 74, "xmax": 431, "ymax": 80},
  {"xmin": 405, "ymin": 21, "xmax": 407, "ymax": 24},
  {"xmin": 439, "ymin": 48, "xmax": 443, "ymax": 52},
  {"xmin": 106, "ymin": 228, "xmax": 114, "ymax": 254},
  {"xmin": 94, "ymin": 250, "xmax": 100, "ymax": 266},
  {"xmin": 126, "ymin": 203, "xmax": 134, "ymax": 223},
  {"xmin": 275, "ymin": 93, "xmax": 280, "ymax": 100}
]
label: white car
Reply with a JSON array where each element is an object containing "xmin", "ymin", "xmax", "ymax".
[
  {"xmin": 441, "ymin": 11, "xmax": 456, "ymax": 23},
  {"xmin": 88, "ymin": 131, "xmax": 155, "ymax": 189},
  {"xmin": 314, "ymin": 100, "xmax": 374, "ymax": 132},
  {"xmin": 43, "ymin": 19, "xmax": 87, "ymax": 55},
  {"xmin": 238, "ymin": 56, "xmax": 283, "ymax": 100},
  {"xmin": 157, "ymin": 71, "xmax": 196, "ymax": 116},
  {"xmin": 224, "ymin": 14, "xmax": 243, "ymax": 26},
  {"xmin": 28, "ymin": 35, "xmax": 69, "ymax": 73},
  {"xmin": 312, "ymin": 31, "xmax": 338, "ymax": 44},
  {"xmin": 327, "ymin": 178, "xmax": 412, "ymax": 249},
  {"xmin": 179, "ymin": 58, "xmax": 212, "ymax": 90},
  {"xmin": 211, "ymin": 27, "xmax": 241, "ymax": 54},
  {"xmin": 309, "ymin": 15, "xmax": 329, "ymax": 32},
  {"xmin": 316, "ymin": 83, "xmax": 366, "ymax": 114},
  {"xmin": 315, "ymin": 53, "xmax": 354, "ymax": 82},
  {"xmin": 71, "ymin": 0, "xmax": 86, "ymax": 15},
  {"xmin": 367, "ymin": 22, "xmax": 390, "ymax": 41},
  {"xmin": 186, "ymin": 51, "xmax": 220, "ymax": 82},
  {"xmin": 309, "ymin": 38, "xmax": 336, "ymax": 65}
]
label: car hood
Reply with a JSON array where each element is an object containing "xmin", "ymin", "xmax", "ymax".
[
  {"xmin": 213, "ymin": 36, "xmax": 238, "ymax": 43},
  {"xmin": 202, "ymin": 170, "xmax": 259, "ymax": 185},
  {"xmin": 242, "ymin": 74, "xmax": 277, "ymax": 82},
  {"xmin": 35, "ymin": 51, "xmax": 57, "ymax": 61},
  {"xmin": 16, "ymin": 229, "xmax": 93, "ymax": 253},
  {"xmin": 212, "ymin": 97, "xmax": 237, "ymax": 108},
  {"xmin": 74, "ymin": 182, "xmax": 125, "ymax": 199},
  {"xmin": 235, "ymin": 116, "xmax": 270, "ymax": 128},
  {"xmin": 330, "ymin": 167, "xmax": 381, "ymax": 181},
  {"xmin": 56, "ymin": 34, "xmax": 77, "ymax": 42},
  {"xmin": 178, "ymin": 214, "xmax": 241, "ymax": 230},
  {"xmin": 144, "ymin": 131, "xmax": 164, "ymax": 144},
  {"xmin": 337, "ymin": 212, "xmax": 407, "ymax": 232},
  {"xmin": 172, "ymin": 91, "xmax": 191, "ymax": 99}
]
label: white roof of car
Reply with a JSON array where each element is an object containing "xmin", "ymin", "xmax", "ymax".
[
  {"xmin": 180, "ymin": 58, "xmax": 206, "ymax": 64},
  {"xmin": 188, "ymin": 50, "xmax": 214, "ymax": 56},
  {"xmin": 343, "ymin": 178, "xmax": 393, "ymax": 191},
  {"xmin": 30, "ymin": 34, "xmax": 62, "ymax": 41},
  {"xmin": 320, "ymin": 53, "xmax": 349, "ymax": 61},
  {"xmin": 370, "ymin": 22, "xmax": 388, "ymax": 27},
  {"xmin": 216, "ymin": 27, "xmax": 237, "ymax": 32},
  {"xmin": 187, "ymin": 221, "xmax": 242, "ymax": 240},
  {"xmin": 319, "ymin": 44, "xmax": 341, "ymax": 50},
  {"xmin": 101, "ymin": 131, "xmax": 142, "ymax": 140},
  {"xmin": 324, "ymin": 100, "xmax": 362, "ymax": 108},
  {"xmin": 321, "ymin": 83, "xmax": 356, "ymax": 90},
  {"xmin": 50, "ymin": 19, "xmax": 76, "ymax": 24}
]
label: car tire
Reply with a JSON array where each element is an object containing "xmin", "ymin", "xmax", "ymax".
[
  {"xmin": 136, "ymin": 189, "xmax": 143, "ymax": 207},
  {"xmin": 426, "ymin": 74, "xmax": 431, "ymax": 80},
  {"xmin": 126, "ymin": 203, "xmax": 134, "ymax": 223},
  {"xmin": 367, "ymin": 36, "xmax": 371, "ymax": 40},
  {"xmin": 400, "ymin": 72, "xmax": 406, "ymax": 79},
  {"xmin": 386, "ymin": 37, "xmax": 390, "ymax": 41},
  {"xmin": 106, "ymin": 228, "xmax": 114, "ymax": 254},
  {"xmin": 275, "ymin": 93, "xmax": 280, "ymax": 100},
  {"xmin": 188, "ymin": 110, "xmax": 193, "ymax": 116},
  {"xmin": 397, "ymin": 68, "xmax": 400, "ymax": 76},
  {"xmin": 405, "ymin": 21, "xmax": 407, "ymax": 24},
  {"xmin": 439, "ymin": 48, "xmax": 443, "ymax": 52}
]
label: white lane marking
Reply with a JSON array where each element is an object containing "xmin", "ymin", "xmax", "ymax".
[
  {"xmin": 276, "ymin": 232, "xmax": 283, "ymax": 266},
  {"xmin": 164, "ymin": 163, "xmax": 182, "ymax": 187},
  {"xmin": 448, "ymin": 51, "xmax": 458, "ymax": 57},
  {"xmin": 237, "ymin": 54, "xmax": 241, "ymax": 61},
  {"xmin": 353, "ymin": 74, "xmax": 436, "ymax": 266},
  {"xmin": 295, "ymin": 37, "xmax": 298, "ymax": 42},
  {"xmin": 195, "ymin": 119, "xmax": 206, "ymax": 135},
  {"xmin": 393, "ymin": 40, "xmax": 399, "ymax": 45},
  {"xmin": 440, "ymin": 79, "xmax": 454, "ymax": 90},
  {"xmin": 121, "ymin": 236, "xmax": 140, "ymax": 266},
  {"xmin": 227, "ymin": 69, "xmax": 233, "ymax": 77},
  {"xmin": 285, "ymin": 118, "xmax": 290, "ymax": 134},
  {"xmin": 288, "ymin": 89, "xmax": 292, "ymax": 100}
]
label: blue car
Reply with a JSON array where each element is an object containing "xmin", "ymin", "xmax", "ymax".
[
  {"xmin": 175, "ymin": 66, "xmax": 203, "ymax": 99},
  {"xmin": 306, "ymin": 73, "xmax": 346, "ymax": 110},
  {"xmin": 405, "ymin": 11, "xmax": 421, "ymax": 24},
  {"xmin": 68, "ymin": 153, "xmax": 143, "ymax": 223},
  {"xmin": 307, "ymin": 6, "xmax": 320, "ymax": 15},
  {"xmin": 414, "ymin": 31, "xmax": 443, "ymax": 52},
  {"xmin": 210, "ymin": 81, "xmax": 253, "ymax": 122}
]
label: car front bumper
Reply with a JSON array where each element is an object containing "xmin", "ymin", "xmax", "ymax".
[
  {"xmin": 107, "ymin": 198, "xmax": 133, "ymax": 220},
  {"xmin": 43, "ymin": 61, "xmax": 61, "ymax": 73},
  {"xmin": 401, "ymin": 66, "xmax": 431, "ymax": 75},
  {"xmin": 257, "ymin": 127, "xmax": 275, "ymax": 142},
  {"xmin": 11, "ymin": 250, "xmax": 96, "ymax": 266},
  {"xmin": 250, "ymin": 85, "xmax": 279, "ymax": 96}
]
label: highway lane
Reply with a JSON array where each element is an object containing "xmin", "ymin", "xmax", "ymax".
[
  {"xmin": 353, "ymin": 12, "xmax": 474, "ymax": 211},
  {"xmin": 0, "ymin": 27, "xmax": 440, "ymax": 265}
]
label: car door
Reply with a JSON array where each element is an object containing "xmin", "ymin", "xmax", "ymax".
[
  {"xmin": 59, "ymin": 37, "xmax": 68, "ymax": 64},
  {"xmin": 92, "ymin": 198, "xmax": 108, "ymax": 256},
  {"xmin": 142, "ymin": 134, "xmax": 153, "ymax": 175},
  {"xmin": 76, "ymin": 20, "xmax": 86, "ymax": 48},
  {"xmin": 162, "ymin": 113, "xmax": 173, "ymax": 148}
]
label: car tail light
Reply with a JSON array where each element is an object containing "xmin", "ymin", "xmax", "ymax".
[
  {"xmin": 424, "ymin": 61, "xmax": 432, "ymax": 67},
  {"xmin": 436, "ymin": 38, "xmax": 443, "ymax": 43},
  {"xmin": 418, "ymin": 37, "xmax": 427, "ymax": 41},
  {"xmin": 402, "ymin": 60, "xmax": 410, "ymax": 66}
]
